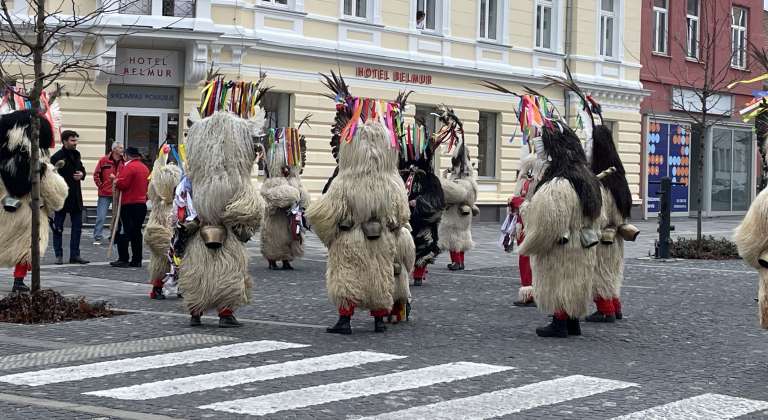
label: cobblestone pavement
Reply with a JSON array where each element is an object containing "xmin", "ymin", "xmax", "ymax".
[{"xmin": 1, "ymin": 217, "xmax": 767, "ymax": 419}]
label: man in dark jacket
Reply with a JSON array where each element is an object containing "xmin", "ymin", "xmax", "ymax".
[
  {"xmin": 111, "ymin": 147, "xmax": 150, "ymax": 268},
  {"xmin": 50, "ymin": 130, "xmax": 89, "ymax": 265}
]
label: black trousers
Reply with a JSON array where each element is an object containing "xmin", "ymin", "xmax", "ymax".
[{"xmin": 116, "ymin": 203, "xmax": 147, "ymax": 264}]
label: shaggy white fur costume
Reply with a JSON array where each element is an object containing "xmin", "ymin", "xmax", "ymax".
[
  {"xmin": 307, "ymin": 122, "xmax": 410, "ymax": 311},
  {"xmin": 592, "ymin": 185, "xmax": 625, "ymax": 300},
  {"xmin": 734, "ymin": 187, "xmax": 768, "ymax": 328},
  {"xmin": 519, "ymin": 178, "xmax": 597, "ymax": 318},
  {"xmin": 0, "ymin": 162, "xmax": 68, "ymax": 267},
  {"xmin": 437, "ymin": 174, "xmax": 478, "ymax": 253},
  {"xmin": 178, "ymin": 111, "xmax": 265, "ymax": 314},
  {"xmin": 260, "ymin": 147, "xmax": 310, "ymax": 263},
  {"xmin": 144, "ymin": 160, "xmax": 182, "ymax": 285}
]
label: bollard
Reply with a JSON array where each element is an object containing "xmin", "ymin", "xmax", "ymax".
[{"xmin": 654, "ymin": 177, "xmax": 675, "ymax": 259}]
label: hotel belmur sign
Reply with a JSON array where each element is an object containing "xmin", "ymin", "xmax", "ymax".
[
  {"xmin": 113, "ymin": 48, "xmax": 182, "ymax": 86},
  {"xmin": 355, "ymin": 66, "xmax": 433, "ymax": 85}
]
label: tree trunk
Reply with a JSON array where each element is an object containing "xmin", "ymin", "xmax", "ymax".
[
  {"xmin": 756, "ymin": 111, "xmax": 768, "ymax": 192},
  {"xmin": 29, "ymin": 0, "xmax": 46, "ymax": 292}
]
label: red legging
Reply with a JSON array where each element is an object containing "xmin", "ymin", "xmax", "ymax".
[
  {"xmin": 14, "ymin": 264, "xmax": 30, "ymax": 279},
  {"xmin": 594, "ymin": 297, "xmax": 616, "ymax": 316},
  {"xmin": 413, "ymin": 265, "xmax": 428, "ymax": 279},
  {"xmin": 449, "ymin": 251, "xmax": 465, "ymax": 264},
  {"xmin": 519, "ymin": 255, "xmax": 532, "ymax": 288},
  {"xmin": 338, "ymin": 301, "xmax": 388, "ymax": 318}
]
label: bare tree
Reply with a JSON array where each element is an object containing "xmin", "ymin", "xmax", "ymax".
[
  {"xmin": 0, "ymin": 0, "xmax": 135, "ymax": 292},
  {"xmin": 643, "ymin": 0, "xmax": 741, "ymax": 254}
]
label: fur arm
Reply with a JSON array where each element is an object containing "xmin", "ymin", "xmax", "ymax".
[
  {"xmin": 261, "ymin": 179, "xmax": 301, "ymax": 209},
  {"xmin": 144, "ymin": 223, "xmax": 172, "ymax": 255},
  {"xmin": 518, "ymin": 178, "xmax": 574, "ymax": 256},
  {"xmin": 39, "ymin": 163, "xmax": 69, "ymax": 212},
  {"xmin": 299, "ymin": 185, "xmax": 311, "ymax": 209},
  {"xmin": 735, "ymin": 188, "xmax": 768, "ymax": 269},
  {"xmin": 306, "ymin": 186, "xmax": 346, "ymax": 246},
  {"xmin": 222, "ymin": 184, "xmax": 264, "ymax": 240}
]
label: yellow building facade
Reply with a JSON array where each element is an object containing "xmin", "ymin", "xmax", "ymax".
[{"xmin": 26, "ymin": 0, "xmax": 646, "ymax": 218}]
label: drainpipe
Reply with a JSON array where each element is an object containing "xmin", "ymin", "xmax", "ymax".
[{"xmin": 563, "ymin": 0, "xmax": 574, "ymax": 124}]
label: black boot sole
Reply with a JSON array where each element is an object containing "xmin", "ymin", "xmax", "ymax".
[
  {"xmin": 585, "ymin": 313, "xmax": 616, "ymax": 323},
  {"xmin": 326, "ymin": 327, "xmax": 352, "ymax": 335},
  {"xmin": 189, "ymin": 317, "xmax": 202, "ymax": 327}
]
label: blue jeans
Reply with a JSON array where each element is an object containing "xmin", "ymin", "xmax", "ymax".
[
  {"xmin": 93, "ymin": 196, "xmax": 112, "ymax": 241},
  {"xmin": 52, "ymin": 209, "xmax": 83, "ymax": 259}
]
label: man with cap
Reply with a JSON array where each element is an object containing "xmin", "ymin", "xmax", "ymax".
[{"xmin": 111, "ymin": 147, "xmax": 150, "ymax": 268}]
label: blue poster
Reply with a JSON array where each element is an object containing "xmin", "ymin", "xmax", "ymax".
[{"xmin": 646, "ymin": 121, "xmax": 690, "ymax": 214}]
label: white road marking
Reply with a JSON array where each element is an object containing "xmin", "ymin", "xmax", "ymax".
[
  {"xmin": 85, "ymin": 351, "xmax": 406, "ymax": 400},
  {"xmin": 0, "ymin": 341, "xmax": 307, "ymax": 386},
  {"xmin": 610, "ymin": 393, "xmax": 768, "ymax": 420},
  {"xmin": 359, "ymin": 375, "xmax": 636, "ymax": 420},
  {"xmin": 199, "ymin": 362, "xmax": 513, "ymax": 416}
]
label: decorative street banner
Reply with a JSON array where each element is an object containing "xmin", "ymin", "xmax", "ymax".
[{"xmin": 647, "ymin": 120, "xmax": 690, "ymax": 214}]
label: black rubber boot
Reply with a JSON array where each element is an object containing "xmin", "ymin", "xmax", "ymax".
[
  {"xmin": 512, "ymin": 299, "xmax": 536, "ymax": 307},
  {"xmin": 374, "ymin": 316, "xmax": 386, "ymax": 333},
  {"xmin": 406, "ymin": 302, "xmax": 411, "ymax": 321},
  {"xmin": 282, "ymin": 261, "xmax": 294, "ymax": 270},
  {"xmin": 585, "ymin": 311, "xmax": 616, "ymax": 323},
  {"xmin": 615, "ymin": 311, "xmax": 623, "ymax": 320},
  {"xmin": 189, "ymin": 315, "xmax": 202, "ymax": 327},
  {"xmin": 268, "ymin": 260, "xmax": 279, "ymax": 270},
  {"xmin": 413, "ymin": 278, "xmax": 423, "ymax": 286},
  {"xmin": 535, "ymin": 318, "xmax": 568, "ymax": 338},
  {"xmin": 326, "ymin": 315, "xmax": 352, "ymax": 335},
  {"xmin": 219, "ymin": 315, "xmax": 243, "ymax": 328},
  {"xmin": 567, "ymin": 318, "xmax": 581, "ymax": 336},
  {"xmin": 11, "ymin": 278, "xmax": 29, "ymax": 293},
  {"xmin": 447, "ymin": 262, "xmax": 465, "ymax": 271}
]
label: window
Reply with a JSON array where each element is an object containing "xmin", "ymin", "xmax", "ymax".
[
  {"xmin": 477, "ymin": 112, "xmax": 497, "ymax": 177},
  {"xmin": 731, "ymin": 6, "xmax": 748, "ymax": 69},
  {"xmin": 535, "ymin": 0, "xmax": 553, "ymax": 49},
  {"xmin": 417, "ymin": 0, "xmax": 437, "ymax": 31},
  {"xmin": 262, "ymin": 0, "xmax": 288, "ymax": 5},
  {"xmin": 162, "ymin": 0, "xmax": 195, "ymax": 17},
  {"xmin": 686, "ymin": 0, "xmax": 699, "ymax": 59},
  {"xmin": 261, "ymin": 92, "xmax": 291, "ymax": 130},
  {"xmin": 344, "ymin": 0, "xmax": 368, "ymax": 19},
  {"xmin": 479, "ymin": 0, "xmax": 499, "ymax": 41},
  {"xmin": 599, "ymin": 0, "xmax": 617, "ymax": 57},
  {"xmin": 120, "ymin": 0, "xmax": 151, "ymax": 15},
  {"xmin": 652, "ymin": 0, "xmax": 667, "ymax": 54},
  {"xmin": 711, "ymin": 128, "xmax": 752, "ymax": 212}
]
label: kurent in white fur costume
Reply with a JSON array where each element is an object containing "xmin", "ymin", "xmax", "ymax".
[
  {"xmin": 735, "ymin": 187, "xmax": 768, "ymax": 328},
  {"xmin": 144, "ymin": 154, "xmax": 182, "ymax": 299},
  {"xmin": 178, "ymin": 108, "xmax": 265, "ymax": 327},
  {"xmin": 307, "ymin": 122, "xmax": 411, "ymax": 333},
  {"xmin": 0, "ymin": 95, "xmax": 68, "ymax": 292},
  {"xmin": 260, "ymin": 126, "xmax": 310, "ymax": 270},
  {"xmin": 436, "ymin": 109, "xmax": 478, "ymax": 271}
]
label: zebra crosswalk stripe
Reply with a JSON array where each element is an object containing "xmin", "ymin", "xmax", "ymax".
[
  {"xmin": 199, "ymin": 361, "xmax": 513, "ymax": 416},
  {"xmin": 358, "ymin": 374, "xmax": 637, "ymax": 420},
  {"xmin": 0, "ymin": 340, "xmax": 308, "ymax": 387},
  {"xmin": 84, "ymin": 351, "xmax": 406, "ymax": 400},
  {"xmin": 609, "ymin": 393, "xmax": 768, "ymax": 420}
]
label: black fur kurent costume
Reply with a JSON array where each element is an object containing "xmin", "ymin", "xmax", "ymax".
[{"xmin": 399, "ymin": 118, "xmax": 445, "ymax": 287}]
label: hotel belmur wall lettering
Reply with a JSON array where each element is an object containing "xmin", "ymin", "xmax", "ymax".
[
  {"xmin": 355, "ymin": 66, "xmax": 433, "ymax": 85},
  {"xmin": 121, "ymin": 56, "xmax": 174, "ymax": 78}
]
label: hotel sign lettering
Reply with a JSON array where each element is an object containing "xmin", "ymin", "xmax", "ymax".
[
  {"xmin": 114, "ymin": 49, "xmax": 181, "ymax": 86},
  {"xmin": 355, "ymin": 66, "xmax": 433, "ymax": 85}
]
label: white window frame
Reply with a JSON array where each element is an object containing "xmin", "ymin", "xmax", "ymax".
[
  {"xmin": 598, "ymin": 0, "xmax": 621, "ymax": 59},
  {"xmin": 261, "ymin": 0, "xmax": 292, "ymax": 8},
  {"xmin": 535, "ymin": 0, "xmax": 554, "ymax": 50},
  {"xmin": 343, "ymin": 0, "xmax": 371, "ymax": 21},
  {"xmin": 731, "ymin": 6, "xmax": 748, "ymax": 69},
  {"xmin": 478, "ymin": 0, "xmax": 502, "ymax": 42},
  {"xmin": 686, "ymin": 0, "xmax": 700, "ymax": 59},
  {"xmin": 652, "ymin": 0, "xmax": 668, "ymax": 55},
  {"xmin": 414, "ymin": 0, "xmax": 444, "ymax": 34}
]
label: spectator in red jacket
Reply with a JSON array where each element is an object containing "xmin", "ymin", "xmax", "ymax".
[
  {"xmin": 110, "ymin": 147, "xmax": 150, "ymax": 268},
  {"xmin": 92, "ymin": 141, "xmax": 124, "ymax": 245}
]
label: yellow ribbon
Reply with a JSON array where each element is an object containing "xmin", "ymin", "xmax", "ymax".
[{"xmin": 727, "ymin": 73, "xmax": 768, "ymax": 89}]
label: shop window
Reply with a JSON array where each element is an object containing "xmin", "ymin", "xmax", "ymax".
[
  {"xmin": 652, "ymin": 0, "xmax": 667, "ymax": 55},
  {"xmin": 599, "ymin": 0, "xmax": 618, "ymax": 58},
  {"xmin": 344, "ymin": 0, "xmax": 369, "ymax": 19},
  {"xmin": 477, "ymin": 112, "xmax": 497, "ymax": 178},
  {"xmin": 711, "ymin": 128, "xmax": 752, "ymax": 212},
  {"xmin": 686, "ymin": 0, "xmax": 699, "ymax": 59},
  {"xmin": 731, "ymin": 6, "xmax": 748, "ymax": 69},
  {"xmin": 479, "ymin": 0, "xmax": 500, "ymax": 41},
  {"xmin": 416, "ymin": 0, "xmax": 441, "ymax": 32},
  {"xmin": 535, "ymin": 0, "xmax": 553, "ymax": 50}
]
